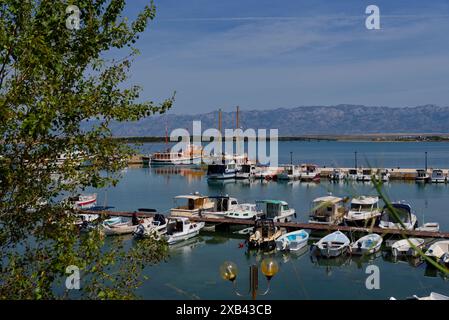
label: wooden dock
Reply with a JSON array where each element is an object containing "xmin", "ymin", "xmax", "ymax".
[{"xmin": 80, "ymin": 210, "xmax": 449, "ymax": 239}]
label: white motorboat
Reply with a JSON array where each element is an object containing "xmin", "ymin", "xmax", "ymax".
[
  {"xmin": 357, "ymin": 169, "xmax": 374, "ymax": 182},
  {"xmin": 201, "ymin": 195, "xmax": 239, "ymax": 218},
  {"xmin": 69, "ymin": 193, "xmax": 97, "ymax": 209},
  {"xmin": 344, "ymin": 196, "xmax": 381, "ymax": 227},
  {"xmin": 133, "ymin": 214, "xmax": 168, "ymax": 239},
  {"xmin": 102, "ymin": 216, "xmax": 152, "ymax": 236},
  {"xmin": 379, "ymin": 202, "xmax": 418, "ymax": 230},
  {"xmin": 416, "ymin": 222, "xmax": 440, "ymax": 232},
  {"xmin": 425, "ymin": 240, "xmax": 449, "ymax": 265},
  {"xmin": 329, "ymin": 169, "xmax": 346, "ymax": 181},
  {"xmin": 379, "ymin": 169, "xmax": 390, "ymax": 182},
  {"xmin": 165, "ymin": 217, "xmax": 205, "ymax": 245},
  {"xmin": 207, "ymin": 159, "xmax": 238, "ymax": 180},
  {"xmin": 299, "ymin": 164, "xmax": 320, "ymax": 182},
  {"xmin": 350, "ymin": 234, "xmax": 383, "ymax": 255},
  {"xmin": 276, "ymin": 165, "xmax": 301, "ymax": 180},
  {"xmin": 170, "ymin": 193, "xmax": 215, "ymax": 218},
  {"xmin": 236, "ymin": 164, "xmax": 257, "ymax": 179},
  {"xmin": 415, "ymin": 169, "xmax": 430, "ymax": 183},
  {"xmin": 308, "ymin": 196, "xmax": 346, "ymax": 225},
  {"xmin": 431, "ymin": 169, "xmax": 446, "ymax": 183},
  {"xmin": 225, "ymin": 203, "xmax": 261, "ymax": 220},
  {"xmin": 391, "ymin": 238, "xmax": 425, "ymax": 257},
  {"xmin": 254, "ymin": 166, "xmax": 283, "ymax": 180},
  {"xmin": 275, "ymin": 229, "xmax": 309, "ymax": 251},
  {"xmin": 256, "ymin": 199, "xmax": 295, "ymax": 223},
  {"xmin": 315, "ymin": 231, "xmax": 350, "ymax": 258},
  {"xmin": 347, "ymin": 169, "xmax": 360, "ymax": 180}
]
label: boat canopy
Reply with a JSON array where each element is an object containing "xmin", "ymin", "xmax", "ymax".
[
  {"xmin": 351, "ymin": 196, "xmax": 378, "ymax": 205},
  {"xmin": 174, "ymin": 195, "xmax": 207, "ymax": 200},
  {"xmin": 312, "ymin": 196, "xmax": 343, "ymax": 204},
  {"xmin": 257, "ymin": 200, "xmax": 287, "ymax": 205},
  {"xmin": 381, "ymin": 203, "xmax": 412, "ymax": 223}
]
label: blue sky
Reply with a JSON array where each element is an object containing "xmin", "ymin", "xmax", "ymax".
[{"xmin": 123, "ymin": 0, "xmax": 449, "ymax": 114}]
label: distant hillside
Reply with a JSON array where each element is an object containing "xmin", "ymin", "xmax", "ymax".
[{"xmin": 105, "ymin": 104, "xmax": 449, "ymax": 136}]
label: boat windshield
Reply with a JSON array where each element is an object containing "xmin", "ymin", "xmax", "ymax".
[
  {"xmin": 381, "ymin": 207, "xmax": 411, "ymax": 224},
  {"xmin": 207, "ymin": 165, "xmax": 226, "ymax": 174},
  {"xmin": 350, "ymin": 204, "xmax": 373, "ymax": 211}
]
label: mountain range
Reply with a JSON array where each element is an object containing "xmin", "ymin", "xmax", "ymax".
[{"xmin": 106, "ymin": 104, "xmax": 449, "ymax": 136}]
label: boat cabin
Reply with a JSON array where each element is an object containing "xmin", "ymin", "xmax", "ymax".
[
  {"xmin": 380, "ymin": 202, "xmax": 414, "ymax": 226},
  {"xmin": 256, "ymin": 200, "xmax": 295, "ymax": 222},
  {"xmin": 349, "ymin": 196, "xmax": 379, "ymax": 213},
  {"xmin": 253, "ymin": 218, "xmax": 277, "ymax": 239},
  {"xmin": 309, "ymin": 196, "xmax": 346, "ymax": 225},
  {"xmin": 416, "ymin": 169, "xmax": 429, "ymax": 180},
  {"xmin": 166, "ymin": 217, "xmax": 193, "ymax": 235},
  {"xmin": 170, "ymin": 194, "xmax": 214, "ymax": 217},
  {"xmin": 208, "ymin": 196, "xmax": 238, "ymax": 212}
]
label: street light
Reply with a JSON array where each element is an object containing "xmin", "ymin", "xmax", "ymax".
[{"xmin": 219, "ymin": 258, "xmax": 279, "ymax": 300}]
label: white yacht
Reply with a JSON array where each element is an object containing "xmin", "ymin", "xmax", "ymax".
[
  {"xmin": 378, "ymin": 202, "xmax": 418, "ymax": 230},
  {"xmin": 236, "ymin": 164, "xmax": 257, "ymax": 179},
  {"xmin": 415, "ymin": 169, "xmax": 430, "ymax": 183},
  {"xmin": 329, "ymin": 169, "xmax": 346, "ymax": 181},
  {"xmin": 201, "ymin": 195, "xmax": 239, "ymax": 218},
  {"xmin": 276, "ymin": 165, "xmax": 301, "ymax": 180},
  {"xmin": 357, "ymin": 169, "xmax": 374, "ymax": 182},
  {"xmin": 299, "ymin": 164, "xmax": 320, "ymax": 182},
  {"xmin": 225, "ymin": 204, "xmax": 261, "ymax": 220},
  {"xmin": 308, "ymin": 196, "xmax": 346, "ymax": 225},
  {"xmin": 431, "ymin": 169, "xmax": 446, "ymax": 183},
  {"xmin": 256, "ymin": 200, "xmax": 295, "ymax": 223},
  {"xmin": 344, "ymin": 196, "xmax": 381, "ymax": 227}
]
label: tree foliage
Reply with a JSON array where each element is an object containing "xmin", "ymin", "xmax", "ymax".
[{"xmin": 0, "ymin": 0, "xmax": 172, "ymax": 299}]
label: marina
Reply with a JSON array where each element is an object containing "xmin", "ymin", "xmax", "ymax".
[{"xmin": 75, "ymin": 141, "xmax": 449, "ymax": 299}]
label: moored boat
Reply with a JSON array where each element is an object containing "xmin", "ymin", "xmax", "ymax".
[
  {"xmin": 391, "ymin": 238, "xmax": 425, "ymax": 257},
  {"xmin": 347, "ymin": 168, "xmax": 360, "ymax": 180},
  {"xmin": 133, "ymin": 213, "xmax": 168, "ymax": 239},
  {"xmin": 236, "ymin": 163, "xmax": 257, "ymax": 179},
  {"xmin": 69, "ymin": 193, "xmax": 97, "ymax": 209},
  {"xmin": 357, "ymin": 169, "xmax": 374, "ymax": 182},
  {"xmin": 276, "ymin": 165, "xmax": 301, "ymax": 180},
  {"xmin": 225, "ymin": 203, "xmax": 261, "ymax": 220},
  {"xmin": 425, "ymin": 240, "xmax": 449, "ymax": 265},
  {"xmin": 247, "ymin": 218, "xmax": 282, "ymax": 251},
  {"xmin": 344, "ymin": 196, "xmax": 381, "ymax": 227},
  {"xmin": 102, "ymin": 216, "xmax": 152, "ymax": 236},
  {"xmin": 149, "ymin": 143, "xmax": 203, "ymax": 166},
  {"xmin": 314, "ymin": 231, "xmax": 350, "ymax": 258},
  {"xmin": 256, "ymin": 199, "xmax": 295, "ymax": 222},
  {"xmin": 378, "ymin": 202, "xmax": 418, "ymax": 230},
  {"xmin": 308, "ymin": 196, "xmax": 346, "ymax": 225},
  {"xmin": 415, "ymin": 169, "xmax": 430, "ymax": 183},
  {"xmin": 300, "ymin": 164, "xmax": 320, "ymax": 182},
  {"xmin": 329, "ymin": 169, "xmax": 346, "ymax": 181},
  {"xmin": 165, "ymin": 217, "xmax": 205, "ymax": 245},
  {"xmin": 275, "ymin": 229, "xmax": 309, "ymax": 251},
  {"xmin": 349, "ymin": 234, "xmax": 383, "ymax": 255},
  {"xmin": 431, "ymin": 169, "xmax": 446, "ymax": 183},
  {"xmin": 170, "ymin": 193, "xmax": 215, "ymax": 218}
]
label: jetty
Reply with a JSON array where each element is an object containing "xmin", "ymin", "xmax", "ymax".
[{"xmin": 80, "ymin": 210, "xmax": 449, "ymax": 239}]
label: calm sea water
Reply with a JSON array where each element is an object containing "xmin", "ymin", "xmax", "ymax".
[{"xmin": 92, "ymin": 141, "xmax": 449, "ymax": 300}]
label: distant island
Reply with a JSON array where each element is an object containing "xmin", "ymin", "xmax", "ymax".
[{"xmin": 104, "ymin": 104, "xmax": 449, "ymax": 137}]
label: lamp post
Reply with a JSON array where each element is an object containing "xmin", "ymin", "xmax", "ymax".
[{"xmin": 219, "ymin": 258, "xmax": 279, "ymax": 300}]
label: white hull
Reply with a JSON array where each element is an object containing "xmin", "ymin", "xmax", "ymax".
[
  {"xmin": 166, "ymin": 222, "xmax": 205, "ymax": 245},
  {"xmin": 315, "ymin": 231, "xmax": 350, "ymax": 258},
  {"xmin": 379, "ymin": 214, "xmax": 417, "ymax": 231},
  {"xmin": 391, "ymin": 238, "xmax": 424, "ymax": 257}
]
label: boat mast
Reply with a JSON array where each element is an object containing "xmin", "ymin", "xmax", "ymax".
[
  {"xmin": 236, "ymin": 105, "xmax": 240, "ymax": 156},
  {"xmin": 218, "ymin": 108, "xmax": 223, "ymax": 163}
]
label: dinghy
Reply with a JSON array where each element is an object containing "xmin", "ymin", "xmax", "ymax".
[
  {"xmin": 102, "ymin": 216, "xmax": 152, "ymax": 236},
  {"xmin": 416, "ymin": 222, "xmax": 440, "ymax": 232},
  {"xmin": 350, "ymin": 234, "xmax": 383, "ymax": 255},
  {"xmin": 275, "ymin": 230, "xmax": 309, "ymax": 251},
  {"xmin": 425, "ymin": 240, "xmax": 449, "ymax": 265},
  {"xmin": 391, "ymin": 238, "xmax": 425, "ymax": 257},
  {"xmin": 165, "ymin": 217, "xmax": 205, "ymax": 245},
  {"xmin": 315, "ymin": 231, "xmax": 350, "ymax": 258}
]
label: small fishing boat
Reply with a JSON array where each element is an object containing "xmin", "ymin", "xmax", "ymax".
[
  {"xmin": 165, "ymin": 217, "xmax": 205, "ymax": 245},
  {"xmin": 275, "ymin": 229, "xmax": 309, "ymax": 251},
  {"xmin": 276, "ymin": 165, "xmax": 301, "ymax": 180},
  {"xmin": 391, "ymin": 238, "xmax": 425, "ymax": 257},
  {"xmin": 247, "ymin": 218, "xmax": 282, "ymax": 251},
  {"xmin": 425, "ymin": 240, "xmax": 449, "ymax": 265},
  {"xmin": 236, "ymin": 164, "xmax": 257, "ymax": 179},
  {"xmin": 69, "ymin": 193, "xmax": 97, "ymax": 209},
  {"xmin": 225, "ymin": 203, "xmax": 261, "ymax": 220},
  {"xmin": 416, "ymin": 222, "xmax": 440, "ymax": 232},
  {"xmin": 329, "ymin": 169, "xmax": 346, "ymax": 181},
  {"xmin": 431, "ymin": 169, "xmax": 446, "ymax": 183},
  {"xmin": 300, "ymin": 164, "xmax": 320, "ymax": 182},
  {"xmin": 357, "ymin": 169, "xmax": 374, "ymax": 182},
  {"xmin": 349, "ymin": 234, "xmax": 383, "ymax": 255},
  {"xmin": 347, "ymin": 169, "xmax": 360, "ymax": 180},
  {"xmin": 308, "ymin": 196, "xmax": 346, "ymax": 225},
  {"xmin": 378, "ymin": 202, "xmax": 418, "ymax": 230},
  {"xmin": 256, "ymin": 199, "xmax": 296, "ymax": 223},
  {"xmin": 133, "ymin": 214, "xmax": 168, "ymax": 239},
  {"xmin": 102, "ymin": 216, "xmax": 152, "ymax": 236},
  {"xmin": 415, "ymin": 169, "xmax": 430, "ymax": 183},
  {"xmin": 344, "ymin": 196, "xmax": 381, "ymax": 227},
  {"xmin": 201, "ymin": 195, "xmax": 239, "ymax": 218},
  {"xmin": 206, "ymin": 159, "xmax": 238, "ymax": 180},
  {"xmin": 314, "ymin": 231, "xmax": 350, "ymax": 258},
  {"xmin": 170, "ymin": 193, "xmax": 215, "ymax": 218}
]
